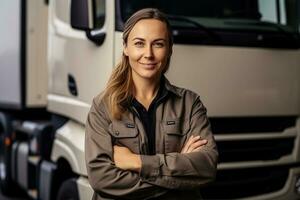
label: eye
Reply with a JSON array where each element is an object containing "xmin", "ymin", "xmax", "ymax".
[
  {"xmin": 153, "ymin": 42, "xmax": 165, "ymax": 48},
  {"xmin": 134, "ymin": 41, "xmax": 144, "ymax": 47}
]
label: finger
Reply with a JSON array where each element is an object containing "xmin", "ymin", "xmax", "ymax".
[
  {"xmin": 182, "ymin": 135, "xmax": 203, "ymax": 153},
  {"xmin": 186, "ymin": 139, "xmax": 207, "ymax": 153},
  {"xmin": 181, "ymin": 135, "xmax": 194, "ymax": 153},
  {"xmin": 191, "ymin": 140, "xmax": 208, "ymax": 152},
  {"xmin": 186, "ymin": 135, "xmax": 200, "ymax": 147},
  {"xmin": 191, "ymin": 139, "xmax": 207, "ymax": 149},
  {"xmin": 182, "ymin": 135, "xmax": 200, "ymax": 153},
  {"xmin": 183, "ymin": 135, "xmax": 200, "ymax": 153},
  {"xmin": 185, "ymin": 136, "xmax": 202, "ymax": 153},
  {"xmin": 191, "ymin": 144, "xmax": 205, "ymax": 152}
]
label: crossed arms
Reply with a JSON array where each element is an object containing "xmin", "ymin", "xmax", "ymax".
[{"xmin": 85, "ymin": 97, "xmax": 218, "ymax": 199}]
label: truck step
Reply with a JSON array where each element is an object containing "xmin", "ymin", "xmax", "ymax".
[
  {"xmin": 28, "ymin": 155, "xmax": 41, "ymax": 165},
  {"xmin": 28, "ymin": 189, "xmax": 38, "ymax": 199}
]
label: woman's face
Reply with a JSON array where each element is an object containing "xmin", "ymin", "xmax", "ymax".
[{"xmin": 124, "ymin": 19, "xmax": 169, "ymax": 82}]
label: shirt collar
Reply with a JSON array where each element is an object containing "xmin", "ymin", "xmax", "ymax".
[
  {"xmin": 163, "ymin": 76, "xmax": 183, "ymax": 98},
  {"xmin": 130, "ymin": 76, "xmax": 183, "ymax": 108}
]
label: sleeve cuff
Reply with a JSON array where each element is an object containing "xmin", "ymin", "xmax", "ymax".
[{"xmin": 140, "ymin": 155, "xmax": 161, "ymax": 180}]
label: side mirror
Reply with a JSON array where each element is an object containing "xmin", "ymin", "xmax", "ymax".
[
  {"xmin": 70, "ymin": 0, "xmax": 93, "ymax": 30},
  {"xmin": 70, "ymin": 0, "xmax": 106, "ymax": 46}
]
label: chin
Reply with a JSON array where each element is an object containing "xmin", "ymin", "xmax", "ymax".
[
  {"xmin": 141, "ymin": 71, "xmax": 161, "ymax": 79},
  {"xmin": 136, "ymin": 70, "xmax": 157, "ymax": 78}
]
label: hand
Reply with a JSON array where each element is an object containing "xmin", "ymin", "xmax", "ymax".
[
  {"xmin": 113, "ymin": 145, "xmax": 141, "ymax": 173},
  {"xmin": 181, "ymin": 135, "xmax": 207, "ymax": 154}
]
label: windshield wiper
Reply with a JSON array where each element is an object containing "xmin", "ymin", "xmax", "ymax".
[{"xmin": 166, "ymin": 15, "xmax": 220, "ymax": 42}]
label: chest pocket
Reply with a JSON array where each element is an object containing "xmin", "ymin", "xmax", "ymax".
[
  {"xmin": 109, "ymin": 121, "xmax": 140, "ymax": 154},
  {"xmin": 162, "ymin": 118, "xmax": 190, "ymax": 153}
]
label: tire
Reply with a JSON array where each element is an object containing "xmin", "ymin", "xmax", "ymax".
[
  {"xmin": 56, "ymin": 178, "xmax": 79, "ymax": 200},
  {"xmin": 0, "ymin": 112, "xmax": 14, "ymax": 195}
]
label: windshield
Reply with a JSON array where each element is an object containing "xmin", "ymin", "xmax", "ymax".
[
  {"xmin": 115, "ymin": 0, "xmax": 300, "ymax": 48},
  {"xmin": 119, "ymin": 0, "xmax": 297, "ymax": 32}
]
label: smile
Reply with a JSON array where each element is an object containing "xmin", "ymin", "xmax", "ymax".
[{"xmin": 139, "ymin": 62, "xmax": 157, "ymax": 66}]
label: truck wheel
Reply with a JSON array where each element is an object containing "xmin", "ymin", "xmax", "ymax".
[
  {"xmin": 0, "ymin": 112, "xmax": 13, "ymax": 195},
  {"xmin": 56, "ymin": 178, "xmax": 79, "ymax": 200}
]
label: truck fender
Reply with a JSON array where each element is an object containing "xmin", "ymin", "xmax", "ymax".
[{"xmin": 51, "ymin": 139, "xmax": 81, "ymax": 174}]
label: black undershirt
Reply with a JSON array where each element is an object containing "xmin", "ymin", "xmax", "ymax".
[{"xmin": 131, "ymin": 80, "xmax": 168, "ymax": 155}]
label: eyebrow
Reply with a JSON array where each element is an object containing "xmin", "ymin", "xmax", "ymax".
[{"xmin": 132, "ymin": 37, "xmax": 166, "ymax": 42}]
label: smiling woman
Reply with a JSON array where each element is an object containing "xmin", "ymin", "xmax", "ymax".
[
  {"xmin": 85, "ymin": 8, "xmax": 218, "ymax": 200},
  {"xmin": 126, "ymin": 21, "xmax": 166, "ymax": 73},
  {"xmin": 124, "ymin": 19, "xmax": 169, "ymax": 108}
]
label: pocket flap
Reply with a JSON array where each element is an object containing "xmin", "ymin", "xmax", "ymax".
[
  {"xmin": 110, "ymin": 121, "xmax": 138, "ymax": 138},
  {"xmin": 162, "ymin": 118, "xmax": 186, "ymax": 136}
]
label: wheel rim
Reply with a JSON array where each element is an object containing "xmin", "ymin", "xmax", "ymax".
[{"xmin": 0, "ymin": 128, "xmax": 6, "ymax": 182}]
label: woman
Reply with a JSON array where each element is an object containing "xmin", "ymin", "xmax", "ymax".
[{"xmin": 85, "ymin": 8, "xmax": 218, "ymax": 200}]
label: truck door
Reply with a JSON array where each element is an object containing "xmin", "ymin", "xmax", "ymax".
[{"xmin": 48, "ymin": 0, "xmax": 114, "ymax": 123}]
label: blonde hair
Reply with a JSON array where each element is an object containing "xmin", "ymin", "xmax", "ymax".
[{"xmin": 103, "ymin": 8, "xmax": 173, "ymax": 119}]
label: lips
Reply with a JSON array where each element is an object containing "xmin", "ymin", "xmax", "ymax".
[
  {"xmin": 140, "ymin": 62, "xmax": 157, "ymax": 65},
  {"xmin": 139, "ymin": 62, "xmax": 157, "ymax": 69}
]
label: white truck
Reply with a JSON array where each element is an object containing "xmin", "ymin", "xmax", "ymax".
[{"xmin": 1, "ymin": 0, "xmax": 300, "ymax": 199}]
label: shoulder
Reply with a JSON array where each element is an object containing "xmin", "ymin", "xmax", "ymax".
[
  {"xmin": 164, "ymin": 77, "xmax": 200, "ymax": 101},
  {"xmin": 92, "ymin": 92, "xmax": 106, "ymax": 109},
  {"xmin": 165, "ymin": 83, "xmax": 208, "ymax": 120},
  {"xmin": 167, "ymin": 82, "xmax": 201, "ymax": 103},
  {"xmin": 89, "ymin": 92, "xmax": 111, "ymax": 122},
  {"xmin": 167, "ymin": 82, "xmax": 207, "ymax": 113}
]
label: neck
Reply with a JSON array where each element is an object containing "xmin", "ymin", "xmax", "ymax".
[{"xmin": 133, "ymin": 76, "xmax": 161, "ymax": 109}]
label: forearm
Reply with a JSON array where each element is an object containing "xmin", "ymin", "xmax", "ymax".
[
  {"xmin": 112, "ymin": 135, "xmax": 218, "ymax": 190},
  {"xmin": 113, "ymin": 145, "xmax": 142, "ymax": 173},
  {"xmin": 88, "ymin": 162, "xmax": 167, "ymax": 199},
  {"xmin": 139, "ymin": 149, "xmax": 218, "ymax": 189},
  {"xmin": 86, "ymin": 110, "xmax": 168, "ymax": 199}
]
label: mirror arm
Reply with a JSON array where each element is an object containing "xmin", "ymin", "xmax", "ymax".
[{"xmin": 86, "ymin": 29, "xmax": 106, "ymax": 46}]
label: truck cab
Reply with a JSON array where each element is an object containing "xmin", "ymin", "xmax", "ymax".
[
  {"xmin": 1, "ymin": 0, "xmax": 300, "ymax": 199},
  {"xmin": 50, "ymin": 0, "xmax": 300, "ymax": 199}
]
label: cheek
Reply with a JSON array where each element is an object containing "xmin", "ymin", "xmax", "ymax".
[
  {"xmin": 127, "ymin": 47, "xmax": 143, "ymax": 61},
  {"xmin": 156, "ymin": 49, "xmax": 169, "ymax": 62}
]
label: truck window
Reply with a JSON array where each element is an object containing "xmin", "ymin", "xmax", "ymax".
[
  {"xmin": 114, "ymin": 0, "xmax": 300, "ymax": 49},
  {"xmin": 55, "ymin": 0, "xmax": 70, "ymax": 23},
  {"xmin": 93, "ymin": 0, "xmax": 105, "ymax": 28}
]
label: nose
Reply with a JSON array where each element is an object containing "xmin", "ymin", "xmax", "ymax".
[{"xmin": 144, "ymin": 45, "xmax": 154, "ymax": 59}]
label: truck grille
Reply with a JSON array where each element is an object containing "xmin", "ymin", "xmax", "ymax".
[
  {"xmin": 201, "ymin": 166, "xmax": 289, "ymax": 199},
  {"xmin": 204, "ymin": 117, "xmax": 298, "ymax": 198},
  {"xmin": 217, "ymin": 138, "xmax": 294, "ymax": 162},
  {"xmin": 210, "ymin": 117, "xmax": 296, "ymax": 134}
]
